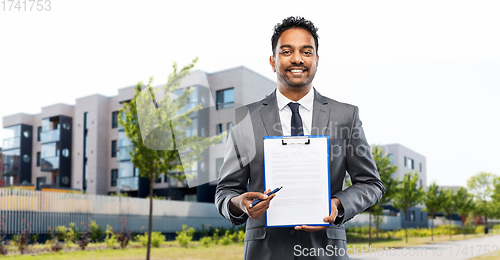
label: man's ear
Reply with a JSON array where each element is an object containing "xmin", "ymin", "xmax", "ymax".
[
  {"xmin": 316, "ymin": 55, "xmax": 319, "ymax": 67},
  {"xmin": 269, "ymin": 56, "xmax": 276, "ymax": 72}
]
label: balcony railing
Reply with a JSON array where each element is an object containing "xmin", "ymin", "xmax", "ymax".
[
  {"xmin": 117, "ymin": 176, "xmax": 139, "ymax": 191},
  {"xmin": 2, "ymin": 137, "xmax": 20, "ymax": 150},
  {"xmin": 117, "ymin": 146, "xmax": 133, "ymax": 161},
  {"xmin": 1, "ymin": 163, "xmax": 20, "ymax": 176},
  {"xmin": 41, "ymin": 156, "xmax": 59, "ymax": 171},
  {"xmin": 40, "ymin": 129, "xmax": 60, "ymax": 143}
]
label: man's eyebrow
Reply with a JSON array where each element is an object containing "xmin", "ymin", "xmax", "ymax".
[{"xmin": 279, "ymin": 44, "xmax": 314, "ymax": 49}]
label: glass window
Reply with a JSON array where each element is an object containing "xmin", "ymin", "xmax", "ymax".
[
  {"xmin": 119, "ymin": 161, "xmax": 135, "ymax": 178},
  {"xmin": 216, "ymin": 124, "xmax": 223, "ymax": 135},
  {"xmin": 37, "ymin": 127, "xmax": 42, "ymax": 142},
  {"xmin": 112, "ymin": 111, "xmax": 119, "ymax": 128},
  {"xmin": 1, "ymin": 149, "xmax": 20, "ymax": 174},
  {"xmin": 156, "ymin": 174, "xmax": 162, "ymax": 183},
  {"xmin": 111, "ymin": 140, "xmax": 117, "ymax": 158},
  {"xmin": 62, "ymin": 149, "xmax": 69, "ymax": 157},
  {"xmin": 419, "ymin": 163, "xmax": 422, "ymax": 172},
  {"xmin": 216, "ymin": 88, "xmax": 234, "ymax": 110},
  {"xmin": 41, "ymin": 142, "xmax": 58, "ymax": 158},
  {"xmin": 3, "ymin": 125, "xmax": 21, "ymax": 149},
  {"xmin": 111, "ymin": 169, "xmax": 118, "ymax": 187},
  {"xmin": 406, "ymin": 157, "xmax": 414, "ymax": 170},
  {"xmin": 387, "ymin": 154, "xmax": 393, "ymax": 164},
  {"xmin": 84, "ymin": 112, "xmax": 89, "ymax": 130},
  {"xmin": 37, "ymin": 152, "xmax": 41, "ymax": 167}
]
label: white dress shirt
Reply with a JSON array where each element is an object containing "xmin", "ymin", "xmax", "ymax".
[{"xmin": 276, "ymin": 87, "xmax": 314, "ymax": 136}]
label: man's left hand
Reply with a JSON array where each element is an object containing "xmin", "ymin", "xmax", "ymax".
[{"xmin": 294, "ymin": 198, "xmax": 342, "ymax": 232}]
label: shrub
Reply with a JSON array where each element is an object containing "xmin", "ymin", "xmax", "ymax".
[
  {"xmin": 475, "ymin": 225, "xmax": 485, "ymax": 234},
  {"xmin": 220, "ymin": 231, "xmax": 236, "ymax": 245},
  {"xmin": 136, "ymin": 232, "xmax": 165, "ymax": 248},
  {"xmin": 175, "ymin": 225, "xmax": 195, "ymax": 247},
  {"xmin": 237, "ymin": 230, "xmax": 245, "ymax": 243},
  {"xmin": 116, "ymin": 216, "xmax": 132, "ymax": 249},
  {"xmin": 89, "ymin": 221, "xmax": 104, "ymax": 242},
  {"xmin": 212, "ymin": 228, "xmax": 220, "ymax": 245},
  {"xmin": 0, "ymin": 216, "xmax": 8, "ymax": 256},
  {"xmin": 200, "ymin": 236, "xmax": 212, "ymax": 247},
  {"xmin": 55, "ymin": 225, "xmax": 67, "ymax": 241},
  {"xmin": 105, "ymin": 225, "xmax": 118, "ymax": 248},
  {"xmin": 16, "ymin": 219, "xmax": 32, "ymax": 254},
  {"xmin": 76, "ymin": 222, "xmax": 90, "ymax": 250}
]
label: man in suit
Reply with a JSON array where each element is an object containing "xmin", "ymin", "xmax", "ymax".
[{"xmin": 215, "ymin": 16, "xmax": 385, "ymax": 259}]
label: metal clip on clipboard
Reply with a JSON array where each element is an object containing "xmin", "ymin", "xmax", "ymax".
[{"xmin": 281, "ymin": 136, "xmax": 310, "ymax": 145}]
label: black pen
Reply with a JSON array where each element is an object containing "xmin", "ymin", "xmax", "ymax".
[{"xmin": 249, "ymin": 186, "xmax": 283, "ymax": 208}]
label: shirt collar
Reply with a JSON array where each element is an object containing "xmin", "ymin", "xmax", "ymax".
[{"xmin": 276, "ymin": 87, "xmax": 314, "ymax": 112}]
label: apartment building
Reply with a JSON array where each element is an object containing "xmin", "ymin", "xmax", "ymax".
[{"xmin": 1, "ymin": 66, "xmax": 276, "ymax": 202}]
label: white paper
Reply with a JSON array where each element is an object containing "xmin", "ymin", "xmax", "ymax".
[{"xmin": 264, "ymin": 136, "xmax": 331, "ymax": 227}]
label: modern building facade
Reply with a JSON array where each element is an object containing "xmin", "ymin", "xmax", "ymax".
[
  {"xmin": 1, "ymin": 66, "xmax": 276, "ymax": 202},
  {"xmin": 381, "ymin": 143, "xmax": 428, "ymax": 228}
]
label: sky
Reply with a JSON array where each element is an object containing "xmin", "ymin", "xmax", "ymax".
[{"xmin": 1, "ymin": 0, "xmax": 499, "ymax": 187}]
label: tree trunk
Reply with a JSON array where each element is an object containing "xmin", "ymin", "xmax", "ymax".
[
  {"xmin": 404, "ymin": 210, "xmax": 408, "ymax": 243},
  {"xmin": 368, "ymin": 207, "xmax": 372, "ymax": 246},
  {"xmin": 449, "ymin": 213, "xmax": 452, "ymax": 239},
  {"xmin": 431, "ymin": 213, "xmax": 434, "ymax": 241},
  {"xmin": 463, "ymin": 216, "xmax": 466, "ymax": 238},
  {"xmin": 146, "ymin": 176, "xmax": 154, "ymax": 260},
  {"xmin": 484, "ymin": 217, "xmax": 488, "ymax": 235}
]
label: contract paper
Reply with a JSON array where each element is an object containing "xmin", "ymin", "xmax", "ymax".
[{"xmin": 263, "ymin": 136, "xmax": 331, "ymax": 227}]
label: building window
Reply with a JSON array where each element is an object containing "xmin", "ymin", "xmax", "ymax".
[
  {"xmin": 111, "ymin": 169, "xmax": 118, "ymax": 187},
  {"xmin": 216, "ymin": 88, "xmax": 234, "ymax": 110},
  {"xmin": 216, "ymin": 124, "xmax": 223, "ymax": 135},
  {"xmin": 36, "ymin": 152, "xmax": 41, "ymax": 167},
  {"xmin": 37, "ymin": 127, "xmax": 42, "ymax": 142},
  {"xmin": 112, "ymin": 111, "xmax": 119, "ymax": 128},
  {"xmin": 156, "ymin": 174, "xmax": 162, "ymax": 183},
  {"xmin": 387, "ymin": 154, "xmax": 393, "ymax": 164},
  {"xmin": 36, "ymin": 177, "xmax": 46, "ymax": 190},
  {"xmin": 420, "ymin": 179, "xmax": 422, "ymax": 188},
  {"xmin": 215, "ymin": 158, "xmax": 224, "ymax": 178},
  {"xmin": 419, "ymin": 163, "xmax": 422, "ymax": 172},
  {"xmin": 406, "ymin": 157, "xmax": 414, "ymax": 170},
  {"xmin": 111, "ymin": 140, "xmax": 117, "ymax": 158}
]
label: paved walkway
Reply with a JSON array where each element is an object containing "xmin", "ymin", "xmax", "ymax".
[{"xmin": 349, "ymin": 235, "xmax": 500, "ymax": 260}]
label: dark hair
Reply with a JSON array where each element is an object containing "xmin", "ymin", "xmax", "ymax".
[{"xmin": 271, "ymin": 16, "xmax": 319, "ymax": 56}]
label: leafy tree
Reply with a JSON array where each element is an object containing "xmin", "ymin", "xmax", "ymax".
[
  {"xmin": 370, "ymin": 145, "xmax": 399, "ymax": 240},
  {"xmin": 454, "ymin": 187, "xmax": 474, "ymax": 237},
  {"xmin": 439, "ymin": 188, "xmax": 456, "ymax": 239},
  {"xmin": 118, "ymin": 58, "xmax": 222, "ymax": 259},
  {"xmin": 423, "ymin": 182, "xmax": 443, "ymax": 241},
  {"xmin": 392, "ymin": 171, "xmax": 425, "ymax": 243},
  {"xmin": 467, "ymin": 172, "xmax": 498, "ymax": 234},
  {"xmin": 467, "ymin": 172, "xmax": 498, "ymax": 200}
]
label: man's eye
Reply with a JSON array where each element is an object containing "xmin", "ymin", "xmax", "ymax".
[
  {"xmin": 303, "ymin": 51, "xmax": 312, "ymax": 55},
  {"xmin": 282, "ymin": 50, "xmax": 291, "ymax": 55}
]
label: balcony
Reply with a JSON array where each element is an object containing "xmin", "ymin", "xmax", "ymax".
[
  {"xmin": 41, "ymin": 156, "xmax": 59, "ymax": 171},
  {"xmin": 40, "ymin": 129, "xmax": 60, "ymax": 143},
  {"xmin": 1, "ymin": 162, "xmax": 20, "ymax": 176},
  {"xmin": 117, "ymin": 176, "xmax": 138, "ymax": 191},
  {"xmin": 118, "ymin": 146, "xmax": 133, "ymax": 161},
  {"xmin": 2, "ymin": 137, "xmax": 20, "ymax": 150}
]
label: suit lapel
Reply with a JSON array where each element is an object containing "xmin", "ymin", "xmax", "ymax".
[
  {"xmin": 311, "ymin": 89, "xmax": 331, "ymax": 135},
  {"xmin": 260, "ymin": 90, "xmax": 283, "ymax": 136}
]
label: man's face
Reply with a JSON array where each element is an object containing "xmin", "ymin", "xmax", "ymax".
[{"xmin": 270, "ymin": 28, "xmax": 319, "ymax": 90}]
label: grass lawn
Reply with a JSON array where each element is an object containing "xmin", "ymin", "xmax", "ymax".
[{"xmin": 2, "ymin": 233, "xmax": 499, "ymax": 259}]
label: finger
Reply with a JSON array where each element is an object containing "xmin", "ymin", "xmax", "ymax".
[
  {"xmin": 323, "ymin": 216, "xmax": 335, "ymax": 223},
  {"xmin": 245, "ymin": 192, "xmax": 268, "ymax": 200},
  {"xmin": 263, "ymin": 189, "xmax": 271, "ymax": 195}
]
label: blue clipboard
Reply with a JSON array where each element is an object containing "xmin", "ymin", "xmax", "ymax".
[{"xmin": 263, "ymin": 135, "xmax": 331, "ymax": 228}]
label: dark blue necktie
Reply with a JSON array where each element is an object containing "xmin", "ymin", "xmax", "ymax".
[{"xmin": 288, "ymin": 102, "xmax": 303, "ymax": 136}]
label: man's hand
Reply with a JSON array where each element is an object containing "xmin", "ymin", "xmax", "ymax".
[
  {"xmin": 294, "ymin": 198, "xmax": 343, "ymax": 232},
  {"xmin": 229, "ymin": 189, "xmax": 276, "ymax": 219}
]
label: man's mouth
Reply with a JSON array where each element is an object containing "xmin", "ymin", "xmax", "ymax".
[{"xmin": 287, "ymin": 68, "xmax": 307, "ymax": 75}]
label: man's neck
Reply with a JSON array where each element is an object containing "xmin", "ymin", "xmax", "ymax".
[{"xmin": 277, "ymin": 85, "xmax": 312, "ymax": 101}]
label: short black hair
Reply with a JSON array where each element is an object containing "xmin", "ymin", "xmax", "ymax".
[{"xmin": 271, "ymin": 16, "xmax": 319, "ymax": 56}]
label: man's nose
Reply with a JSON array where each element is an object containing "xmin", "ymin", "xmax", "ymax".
[{"xmin": 291, "ymin": 51, "xmax": 303, "ymax": 64}]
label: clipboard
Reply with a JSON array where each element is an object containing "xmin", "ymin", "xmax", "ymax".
[{"xmin": 263, "ymin": 135, "xmax": 331, "ymax": 228}]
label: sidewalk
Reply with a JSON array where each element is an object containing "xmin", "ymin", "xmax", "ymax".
[{"xmin": 349, "ymin": 235, "xmax": 500, "ymax": 260}]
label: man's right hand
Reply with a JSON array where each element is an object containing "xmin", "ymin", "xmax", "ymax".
[{"xmin": 229, "ymin": 189, "xmax": 276, "ymax": 219}]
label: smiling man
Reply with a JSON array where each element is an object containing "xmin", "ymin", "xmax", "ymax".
[{"xmin": 215, "ymin": 16, "xmax": 385, "ymax": 259}]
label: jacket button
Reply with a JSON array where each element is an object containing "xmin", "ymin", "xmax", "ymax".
[{"xmin": 290, "ymin": 230, "xmax": 295, "ymax": 235}]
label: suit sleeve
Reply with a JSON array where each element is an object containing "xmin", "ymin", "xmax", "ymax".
[
  {"xmin": 214, "ymin": 108, "xmax": 252, "ymax": 225},
  {"xmin": 333, "ymin": 106, "xmax": 385, "ymax": 224}
]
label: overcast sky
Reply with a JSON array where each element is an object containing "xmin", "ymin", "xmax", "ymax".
[{"xmin": 1, "ymin": 0, "xmax": 499, "ymax": 187}]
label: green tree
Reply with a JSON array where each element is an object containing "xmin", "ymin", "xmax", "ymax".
[
  {"xmin": 467, "ymin": 172, "xmax": 498, "ymax": 233},
  {"xmin": 423, "ymin": 182, "xmax": 443, "ymax": 241},
  {"xmin": 439, "ymin": 188, "xmax": 456, "ymax": 239},
  {"xmin": 392, "ymin": 171, "xmax": 425, "ymax": 243},
  {"xmin": 454, "ymin": 187, "xmax": 474, "ymax": 237},
  {"xmin": 118, "ymin": 58, "xmax": 222, "ymax": 259},
  {"xmin": 370, "ymin": 145, "xmax": 399, "ymax": 240}
]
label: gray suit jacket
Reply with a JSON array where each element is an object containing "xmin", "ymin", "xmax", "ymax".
[{"xmin": 215, "ymin": 89, "xmax": 385, "ymax": 259}]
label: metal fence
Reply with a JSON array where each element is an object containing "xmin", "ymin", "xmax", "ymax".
[{"xmin": 0, "ymin": 189, "xmax": 231, "ymax": 235}]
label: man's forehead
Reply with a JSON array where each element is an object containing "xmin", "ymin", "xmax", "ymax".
[{"xmin": 277, "ymin": 28, "xmax": 316, "ymax": 48}]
